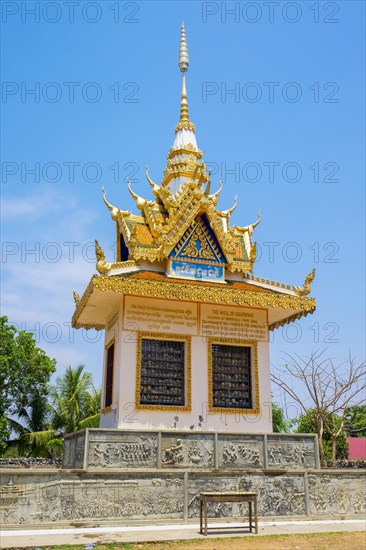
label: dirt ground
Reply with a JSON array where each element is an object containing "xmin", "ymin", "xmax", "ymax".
[{"xmin": 70, "ymin": 532, "xmax": 366, "ymax": 550}]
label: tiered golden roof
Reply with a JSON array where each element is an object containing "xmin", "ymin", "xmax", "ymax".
[
  {"xmin": 100, "ymin": 24, "xmax": 259, "ymax": 273},
  {"xmin": 102, "ymin": 172, "xmax": 260, "ymax": 272},
  {"xmin": 72, "ymin": 24, "xmax": 316, "ymax": 330}
]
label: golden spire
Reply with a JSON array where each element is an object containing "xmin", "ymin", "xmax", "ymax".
[
  {"xmin": 178, "ymin": 22, "xmax": 189, "ymax": 73},
  {"xmin": 176, "ymin": 22, "xmax": 194, "ymax": 131}
]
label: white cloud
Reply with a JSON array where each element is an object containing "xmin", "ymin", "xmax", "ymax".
[{"xmin": 1, "ymin": 188, "xmax": 107, "ymax": 384}]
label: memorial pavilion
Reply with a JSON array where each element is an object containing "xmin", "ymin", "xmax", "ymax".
[{"xmin": 72, "ymin": 24, "xmax": 316, "ymax": 434}]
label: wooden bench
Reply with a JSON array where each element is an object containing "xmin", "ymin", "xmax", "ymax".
[{"xmin": 199, "ymin": 491, "xmax": 258, "ymax": 536}]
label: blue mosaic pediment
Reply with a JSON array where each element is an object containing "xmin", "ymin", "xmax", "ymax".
[{"xmin": 169, "ymin": 215, "xmax": 226, "ymax": 265}]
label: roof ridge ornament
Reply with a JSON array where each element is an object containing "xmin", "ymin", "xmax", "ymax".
[
  {"xmin": 127, "ymin": 179, "xmax": 147, "ymax": 211},
  {"xmin": 176, "ymin": 22, "xmax": 195, "ymax": 132},
  {"xmin": 209, "ymin": 179, "xmax": 223, "ymax": 206},
  {"xmin": 218, "ymin": 196, "xmax": 238, "ymax": 221},
  {"xmin": 102, "ymin": 186, "xmax": 119, "ymax": 220},
  {"xmin": 293, "ymin": 268, "xmax": 316, "ymax": 296},
  {"xmin": 95, "ymin": 240, "xmax": 111, "ymax": 274}
]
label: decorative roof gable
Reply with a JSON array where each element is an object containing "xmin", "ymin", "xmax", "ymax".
[{"xmin": 170, "ymin": 215, "xmax": 226, "ymax": 265}]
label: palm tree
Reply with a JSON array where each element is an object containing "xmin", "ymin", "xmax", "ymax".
[
  {"xmin": 6, "ymin": 366, "xmax": 101, "ymax": 458},
  {"xmin": 51, "ymin": 365, "xmax": 100, "ymax": 434},
  {"xmin": 6, "ymin": 392, "xmax": 56, "ymax": 457}
]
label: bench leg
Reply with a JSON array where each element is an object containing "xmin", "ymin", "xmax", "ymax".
[
  {"xmin": 200, "ymin": 500, "xmax": 202, "ymax": 534},
  {"xmin": 204, "ymin": 502, "xmax": 208, "ymax": 536},
  {"xmin": 254, "ymin": 497, "xmax": 258, "ymax": 534}
]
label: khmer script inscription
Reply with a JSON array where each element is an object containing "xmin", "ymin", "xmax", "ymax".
[{"xmin": 123, "ymin": 296, "xmax": 198, "ymax": 335}]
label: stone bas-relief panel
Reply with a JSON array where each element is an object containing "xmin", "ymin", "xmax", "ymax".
[
  {"xmin": 0, "ymin": 475, "xmax": 59, "ymax": 525},
  {"xmin": 1, "ymin": 470, "xmax": 365, "ymax": 527},
  {"xmin": 63, "ymin": 431, "xmax": 85, "ymax": 469},
  {"xmin": 267, "ymin": 436, "xmax": 317, "ymax": 469},
  {"xmin": 0, "ymin": 474, "xmax": 184, "ymax": 525},
  {"xmin": 161, "ymin": 434, "xmax": 214, "ymax": 468},
  {"xmin": 238, "ymin": 474, "xmax": 307, "ymax": 516},
  {"xmin": 188, "ymin": 474, "xmax": 306, "ymax": 518},
  {"xmin": 88, "ymin": 434, "xmax": 158, "ymax": 468},
  {"xmin": 63, "ymin": 430, "xmax": 319, "ymax": 471},
  {"xmin": 218, "ymin": 435, "xmax": 264, "ymax": 468},
  {"xmin": 308, "ymin": 473, "xmax": 366, "ymax": 515}
]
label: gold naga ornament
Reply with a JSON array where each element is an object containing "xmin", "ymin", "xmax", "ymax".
[{"xmin": 293, "ymin": 268, "xmax": 316, "ymax": 296}]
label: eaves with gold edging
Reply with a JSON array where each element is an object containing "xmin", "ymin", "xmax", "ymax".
[{"xmin": 72, "ymin": 273, "xmax": 316, "ymax": 330}]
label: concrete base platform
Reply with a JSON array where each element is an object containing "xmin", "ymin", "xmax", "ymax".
[{"xmin": 1, "ymin": 519, "xmax": 365, "ymax": 549}]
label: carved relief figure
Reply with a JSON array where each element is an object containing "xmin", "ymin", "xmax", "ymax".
[
  {"xmin": 89, "ymin": 437, "xmax": 156, "ymax": 467},
  {"xmin": 188, "ymin": 441, "xmax": 202, "ymax": 464},
  {"xmin": 237, "ymin": 444, "xmax": 261, "ymax": 466},
  {"xmin": 268, "ymin": 445, "xmax": 283, "ymax": 465},
  {"xmin": 222, "ymin": 443, "xmax": 237, "ymax": 464},
  {"xmin": 162, "ymin": 439, "xmax": 184, "ymax": 465}
]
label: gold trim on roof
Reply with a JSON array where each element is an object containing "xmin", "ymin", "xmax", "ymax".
[
  {"xmin": 71, "ymin": 274, "xmax": 316, "ymax": 329},
  {"xmin": 245, "ymin": 273, "xmax": 293, "ymax": 290},
  {"xmin": 175, "ymin": 120, "xmax": 195, "ymax": 132},
  {"xmin": 268, "ymin": 310, "xmax": 314, "ymax": 331}
]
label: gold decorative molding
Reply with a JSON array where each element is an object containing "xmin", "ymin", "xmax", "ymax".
[
  {"xmin": 175, "ymin": 120, "xmax": 195, "ymax": 132},
  {"xmin": 167, "ymin": 144, "xmax": 203, "ymax": 159},
  {"xmin": 268, "ymin": 309, "xmax": 313, "ymax": 331},
  {"xmin": 110, "ymin": 259, "xmax": 138, "ymax": 270},
  {"xmin": 71, "ymin": 274, "xmax": 316, "ymax": 329},
  {"xmin": 207, "ymin": 337, "xmax": 260, "ymax": 415},
  {"xmin": 135, "ymin": 331, "xmax": 192, "ymax": 412},
  {"xmin": 227, "ymin": 260, "xmax": 252, "ymax": 273},
  {"xmin": 245, "ymin": 273, "xmax": 293, "ymax": 290},
  {"xmin": 172, "ymin": 216, "xmax": 223, "ymax": 263}
]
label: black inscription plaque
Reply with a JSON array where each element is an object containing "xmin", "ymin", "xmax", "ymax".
[
  {"xmin": 140, "ymin": 338, "xmax": 185, "ymax": 406},
  {"xmin": 211, "ymin": 344, "xmax": 252, "ymax": 409}
]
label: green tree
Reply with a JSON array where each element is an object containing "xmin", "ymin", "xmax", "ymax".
[
  {"xmin": 51, "ymin": 365, "xmax": 100, "ymax": 434},
  {"xmin": 6, "ymin": 366, "xmax": 101, "ymax": 458},
  {"xmin": 272, "ymin": 403, "xmax": 289, "ymax": 433},
  {"xmin": 294, "ymin": 409, "xmax": 348, "ymax": 462},
  {"xmin": 272, "ymin": 350, "xmax": 366, "ymax": 466},
  {"xmin": 0, "ymin": 316, "xmax": 56, "ymax": 455},
  {"xmin": 344, "ymin": 405, "xmax": 366, "ymax": 437},
  {"xmin": 7, "ymin": 392, "xmax": 55, "ymax": 457}
]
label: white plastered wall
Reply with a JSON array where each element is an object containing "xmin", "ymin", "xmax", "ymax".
[{"xmin": 100, "ymin": 299, "xmax": 273, "ymax": 433}]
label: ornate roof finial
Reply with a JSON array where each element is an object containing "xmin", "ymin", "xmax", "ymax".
[
  {"xmin": 102, "ymin": 186, "xmax": 119, "ymax": 220},
  {"xmin": 209, "ymin": 179, "xmax": 223, "ymax": 205},
  {"xmin": 179, "ymin": 22, "xmax": 189, "ymax": 73},
  {"xmin": 127, "ymin": 179, "xmax": 147, "ymax": 211},
  {"xmin": 178, "ymin": 22, "xmax": 190, "ymax": 124}
]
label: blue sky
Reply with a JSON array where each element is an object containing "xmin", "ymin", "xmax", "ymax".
[{"xmin": 1, "ymin": 1, "xmax": 365, "ymax": 411}]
